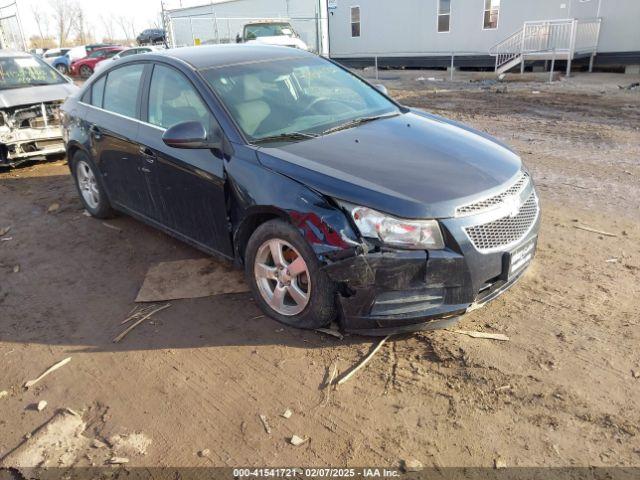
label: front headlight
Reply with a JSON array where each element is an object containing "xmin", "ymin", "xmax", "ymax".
[{"xmin": 343, "ymin": 204, "xmax": 445, "ymax": 250}]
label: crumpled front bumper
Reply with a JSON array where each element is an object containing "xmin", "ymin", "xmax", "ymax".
[{"xmin": 322, "ymin": 213, "xmax": 540, "ymax": 336}]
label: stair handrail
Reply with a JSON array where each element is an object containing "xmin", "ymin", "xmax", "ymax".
[{"xmin": 489, "ymin": 27, "xmax": 524, "ymax": 71}]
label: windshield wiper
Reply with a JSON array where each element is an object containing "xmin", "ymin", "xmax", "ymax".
[
  {"xmin": 322, "ymin": 112, "xmax": 400, "ymax": 135},
  {"xmin": 253, "ymin": 132, "xmax": 318, "ymax": 145}
]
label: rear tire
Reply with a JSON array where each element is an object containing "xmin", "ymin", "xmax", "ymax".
[
  {"xmin": 245, "ymin": 219, "xmax": 337, "ymax": 329},
  {"xmin": 71, "ymin": 150, "xmax": 115, "ymax": 219},
  {"xmin": 56, "ymin": 64, "xmax": 68, "ymax": 75}
]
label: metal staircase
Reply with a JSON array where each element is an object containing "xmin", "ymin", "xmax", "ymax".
[{"xmin": 489, "ymin": 18, "xmax": 602, "ymax": 76}]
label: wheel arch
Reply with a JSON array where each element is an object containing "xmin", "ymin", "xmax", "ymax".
[{"xmin": 233, "ymin": 206, "xmax": 290, "ymax": 264}]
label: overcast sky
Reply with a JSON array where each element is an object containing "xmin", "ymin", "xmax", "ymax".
[{"xmin": 16, "ymin": 0, "xmax": 206, "ymax": 42}]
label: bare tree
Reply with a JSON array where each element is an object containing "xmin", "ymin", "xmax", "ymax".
[
  {"xmin": 100, "ymin": 14, "xmax": 116, "ymax": 42},
  {"xmin": 73, "ymin": 4, "xmax": 90, "ymax": 44},
  {"xmin": 31, "ymin": 5, "xmax": 50, "ymax": 42},
  {"xmin": 117, "ymin": 15, "xmax": 137, "ymax": 43},
  {"xmin": 49, "ymin": 0, "xmax": 76, "ymax": 47}
]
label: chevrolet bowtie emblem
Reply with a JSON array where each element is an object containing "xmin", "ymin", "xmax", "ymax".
[{"xmin": 505, "ymin": 195, "xmax": 521, "ymax": 217}]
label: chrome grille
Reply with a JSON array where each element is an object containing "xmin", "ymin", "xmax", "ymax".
[
  {"xmin": 465, "ymin": 192, "xmax": 539, "ymax": 252},
  {"xmin": 456, "ymin": 171, "xmax": 530, "ymax": 217}
]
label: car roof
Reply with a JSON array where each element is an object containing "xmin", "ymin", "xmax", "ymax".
[{"xmin": 147, "ymin": 44, "xmax": 311, "ymax": 70}]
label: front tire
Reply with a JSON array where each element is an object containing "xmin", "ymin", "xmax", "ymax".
[
  {"xmin": 245, "ymin": 219, "xmax": 337, "ymax": 329},
  {"xmin": 79, "ymin": 65, "xmax": 93, "ymax": 78},
  {"xmin": 56, "ymin": 64, "xmax": 68, "ymax": 75},
  {"xmin": 71, "ymin": 151, "xmax": 114, "ymax": 219}
]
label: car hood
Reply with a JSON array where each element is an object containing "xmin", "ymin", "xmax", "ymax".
[
  {"xmin": 257, "ymin": 110, "xmax": 522, "ymax": 219},
  {"xmin": 0, "ymin": 82, "xmax": 77, "ymax": 109}
]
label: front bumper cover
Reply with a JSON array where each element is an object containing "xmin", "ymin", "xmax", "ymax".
[{"xmin": 322, "ymin": 214, "xmax": 540, "ymax": 335}]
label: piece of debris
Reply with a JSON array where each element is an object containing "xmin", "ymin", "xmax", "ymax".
[
  {"xmin": 553, "ymin": 444, "xmax": 562, "ymax": 457},
  {"xmin": 198, "ymin": 448, "xmax": 210, "ymax": 458},
  {"xmin": 108, "ymin": 432, "xmax": 152, "ymax": 456},
  {"xmin": 494, "ymin": 457, "xmax": 507, "ymax": 469},
  {"xmin": 13, "ymin": 265, "xmax": 20, "ymax": 273},
  {"xmin": 102, "ymin": 222, "xmax": 122, "ymax": 232},
  {"xmin": 573, "ymin": 224, "xmax": 617, "ymax": 237},
  {"xmin": 259, "ymin": 414, "xmax": 272, "ymax": 434},
  {"xmin": 632, "ymin": 370, "xmax": 640, "ymax": 379},
  {"xmin": 113, "ymin": 303, "xmax": 171, "ymax": 343},
  {"xmin": 36, "ymin": 400, "xmax": 47, "ymax": 412},
  {"xmin": 336, "ymin": 335, "xmax": 391, "ymax": 386},
  {"xmin": 606, "ymin": 258, "xmax": 618, "ymax": 263},
  {"xmin": 289, "ymin": 435, "xmax": 308, "ymax": 446},
  {"xmin": 401, "ymin": 459, "xmax": 423, "ymax": 472},
  {"xmin": 1, "ymin": 236, "xmax": 12, "ymax": 241},
  {"xmin": 47, "ymin": 203, "xmax": 60, "ymax": 213},
  {"xmin": 135, "ymin": 258, "xmax": 249, "ymax": 302},
  {"xmin": 108, "ymin": 457, "xmax": 129, "ymax": 465},
  {"xmin": 0, "ymin": 226, "xmax": 11, "ymax": 236},
  {"xmin": 315, "ymin": 328, "xmax": 344, "ymax": 340},
  {"xmin": 82, "ymin": 210, "xmax": 91, "ymax": 217},
  {"xmin": 495, "ymin": 385, "xmax": 512, "ymax": 392},
  {"xmin": 0, "ymin": 390, "xmax": 8, "ymax": 399},
  {"xmin": 451, "ymin": 330, "xmax": 510, "ymax": 341},
  {"xmin": 24, "ymin": 357, "xmax": 72, "ymax": 388},
  {"xmin": 281, "ymin": 409, "xmax": 293, "ymax": 419},
  {"xmin": 91, "ymin": 439, "xmax": 107, "ymax": 449},
  {"xmin": 618, "ymin": 82, "xmax": 640, "ymax": 90},
  {"xmin": 0, "ymin": 409, "xmax": 87, "ymax": 470},
  {"xmin": 532, "ymin": 90, "xmax": 540, "ymax": 94}
]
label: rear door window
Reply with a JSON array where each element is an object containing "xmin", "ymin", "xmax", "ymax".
[{"xmin": 102, "ymin": 64, "xmax": 145, "ymax": 118}]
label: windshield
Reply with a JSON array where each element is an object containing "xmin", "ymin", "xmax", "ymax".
[
  {"xmin": 201, "ymin": 56, "xmax": 399, "ymax": 142},
  {"xmin": 0, "ymin": 56, "xmax": 65, "ymax": 90},
  {"xmin": 245, "ymin": 23, "xmax": 295, "ymax": 39}
]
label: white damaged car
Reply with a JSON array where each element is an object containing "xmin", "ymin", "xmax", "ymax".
[{"xmin": 0, "ymin": 51, "xmax": 77, "ymax": 167}]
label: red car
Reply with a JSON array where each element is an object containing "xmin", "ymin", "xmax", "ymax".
[{"xmin": 70, "ymin": 47, "xmax": 123, "ymax": 78}]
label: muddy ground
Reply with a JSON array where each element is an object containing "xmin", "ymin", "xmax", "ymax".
[{"xmin": 0, "ymin": 72, "xmax": 639, "ymax": 469}]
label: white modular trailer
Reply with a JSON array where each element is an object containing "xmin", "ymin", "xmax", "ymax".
[{"xmin": 328, "ymin": 0, "xmax": 640, "ymax": 70}]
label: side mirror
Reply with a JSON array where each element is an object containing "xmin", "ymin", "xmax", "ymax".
[
  {"xmin": 162, "ymin": 121, "xmax": 220, "ymax": 149},
  {"xmin": 374, "ymin": 84, "xmax": 389, "ymax": 95}
]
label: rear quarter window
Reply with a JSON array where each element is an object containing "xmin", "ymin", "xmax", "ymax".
[{"xmin": 91, "ymin": 75, "xmax": 107, "ymax": 107}]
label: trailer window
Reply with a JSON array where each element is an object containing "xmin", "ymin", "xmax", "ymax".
[
  {"xmin": 437, "ymin": 0, "xmax": 450, "ymax": 32},
  {"xmin": 483, "ymin": 0, "xmax": 500, "ymax": 29},
  {"xmin": 351, "ymin": 6, "xmax": 361, "ymax": 37}
]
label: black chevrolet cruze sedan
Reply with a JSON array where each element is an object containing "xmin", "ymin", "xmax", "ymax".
[{"xmin": 61, "ymin": 45, "xmax": 540, "ymax": 335}]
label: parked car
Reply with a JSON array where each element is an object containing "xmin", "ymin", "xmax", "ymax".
[
  {"xmin": 51, "ymin": 53, "xmax": 71, "ymax": 75},
  {"xmin": 66, "ymin": 44, "xmax": 116, "ymax": 63},
  {"xmin": 137, "ymin": 29, "xmax": 166, "ymax": 45},
  {"xmin": 93, "ymin": 46, "xmax": 162, "ymax": 75},
  {"xmin": 61, "ymin": 45, "xmax": 540, "ymax": 334},
  {"xmin": 0, "ymin": 51, "xmax": 77, "ymax": 167},
  {"xmin": 43, "ymin": 48, "xmax": 70, "ymax": 65},
  {"xmin": 70, "ymin": 47, "xmax": 123, "ymax": 78},
  {"xmin": 238, "ymin": 20, "xmax": 308, "ymax": 50}
]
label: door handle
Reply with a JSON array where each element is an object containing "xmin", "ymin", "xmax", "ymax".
[
  {"xmin": 139, "ymin": 145, "xmax": 156, "ymax": 163},
  {"xmin": 141, "ymin": 166, "xmax": 151, "ymax": 173},
  {"xmin": 89, "ymin": 125, "xmax": 102, "ymax": 140}
]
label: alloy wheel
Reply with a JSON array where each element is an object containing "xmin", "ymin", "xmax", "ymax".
[
  {"xmin": 254, "ymin": 238, "xmax": 311, "ymax": 316},
  {"xmin": 76, "ymin": 160, "xmax": 100, "ymax": 209}
]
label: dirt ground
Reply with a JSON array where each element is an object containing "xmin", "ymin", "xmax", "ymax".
[{"xmin": 0, "ymin": 71, "xmax": 639, "ymax": 470}]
